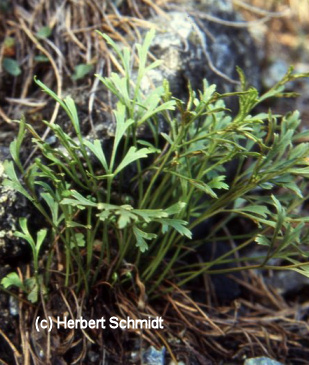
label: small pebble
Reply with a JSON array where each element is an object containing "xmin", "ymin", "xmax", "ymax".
[
  {"xmin": 142, "ymin": 346, "xmax": 165, "ymax": 365},
  {"xmin": 244, "ymin": 356, "xmax": 284, "ymax": 365},
  {"xmin": 9, "ymin": 295, "xmax": 19, "ymax": 316}
]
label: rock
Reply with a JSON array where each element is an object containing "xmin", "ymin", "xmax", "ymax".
[
  {"xmin": 263, "ymin": 59, "xmax": 289, "ymax": 89},
  {"xmin": 87, "ymin": 350, "xmax": 100, "ymax": 363},
  {"xmin": 244, "ymin": 357, "xmax": 284, "ymax": 365},
  {"xmin": 142, "ymin": 346, "xmax": 165, "ymax": 365},
  {"xmin": 264, "ymin": 269, "xmax": 309, "ymax": 296},
  {"xmin": 143, "ymin": 3, "xmax": 260, "ymax": 102},
  {"xmin": 94, "ymin": 2, "xmax": 261, "ymax": 137}
]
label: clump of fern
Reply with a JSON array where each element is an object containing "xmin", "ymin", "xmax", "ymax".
[{"xmin": 2, "ymin": 29, "xmax": 309, "ymax": 302}]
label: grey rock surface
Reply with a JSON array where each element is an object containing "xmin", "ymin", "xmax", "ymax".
[
  {"xmin": 144, "ymin": 3, "xmax": 260, "ymax": 100},
  {"xmin": 95, "ymin": 2, "xmax": 261, "ymax": 136},
  {"xmin": 142, "ymin": 346, "xmax": 165, "ymax": 365},
  {"xmin": 244, "ymin": 357, "xmax": 284, "ymax": 365},
  {"xmin": 265, "ymin": 269, "xmax": 309, "ymax": 295}
]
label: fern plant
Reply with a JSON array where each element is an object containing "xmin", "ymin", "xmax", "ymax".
[{"xmin": 2, "ymin": 29, "xmax": 309, "ymax": 301}]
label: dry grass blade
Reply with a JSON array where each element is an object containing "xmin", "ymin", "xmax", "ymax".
[
  {"xmin": 0, "ymin": 328, "xmax": 22, "ymax": 364},
  {"xmin": 0, "ymin": 107, "xmax": 12, "ymax": 124},
  {"xmin": 233, "ymin": 0, "xmax": 291, "ymax": 17},
  {"xmin": 17, "ymin": 15, "xmax": 62, "ymax": 128},
  {"xmin": 165, "ymin": 281, "xmax": 225, "ymax": 335}
]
